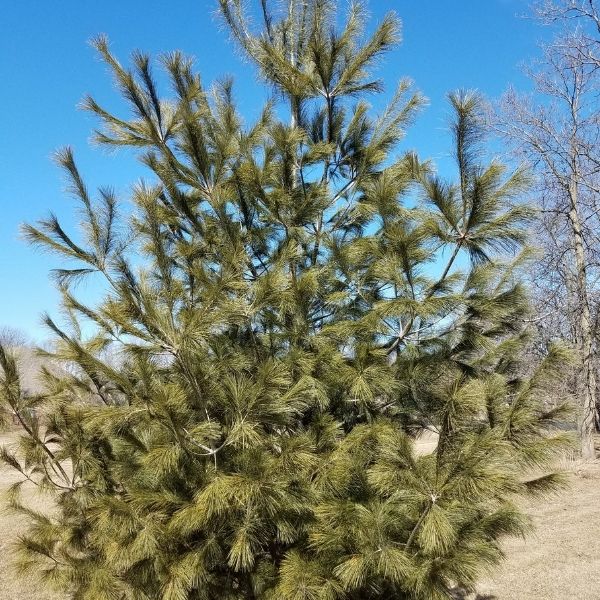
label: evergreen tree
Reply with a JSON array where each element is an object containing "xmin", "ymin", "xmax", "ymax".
[{"xmin": 0, "ymin": 2, "xmax": 571, "ymax": 599}]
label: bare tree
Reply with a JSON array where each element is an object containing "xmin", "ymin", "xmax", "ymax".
[
  {"xmin": 495, "ymin": 15, "xmax": 600, "ymax": 457},
  {"xmin": 537, "ymin": 1, "xmax": 600, "ymax": 39},
  {"xmin": 0, "ymin": 325, "xmax": 29, "ymax": 348}
]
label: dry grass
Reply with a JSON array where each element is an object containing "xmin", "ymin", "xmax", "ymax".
[
  {"xmin": 472, "ymin": 457, "xmax": 600, "ymax": 600},
  {"xmin": 0, "ymin": 433, "xmax": 64, "ymax": 600},
  {"xmin": 0, "ymin": 431, "xmax": 599, "ymax": 600}
]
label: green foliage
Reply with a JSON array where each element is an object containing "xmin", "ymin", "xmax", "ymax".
[{"xmin": 1, "ymin": 2, "xmax": 571, "ymax": 599}]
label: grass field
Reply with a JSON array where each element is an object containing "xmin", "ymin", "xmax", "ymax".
[
  {"xmin": 474, "ymin": 458, "xmax": 600, "ymax": 600},
  {"xmin": 1, "ymin": 432, "xmax": 599, "ymax": 600},
  {"xmin": 0, "ymin": 433, "xmax": 63, "ymax": 600}
]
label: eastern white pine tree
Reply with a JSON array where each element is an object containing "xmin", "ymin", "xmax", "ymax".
[{"xmin": 0, "ymin": 2, "xmax": 571, "ymax": 599}]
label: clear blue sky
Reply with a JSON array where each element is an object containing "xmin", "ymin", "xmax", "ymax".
[{"xmin": 0, "ymin": 1, "xmax": 544, "ymax": 342}]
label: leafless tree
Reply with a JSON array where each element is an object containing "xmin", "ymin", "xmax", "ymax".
[
  {"xmin": 537, "ymin": 1, "xmax": 600, "ymax": 39},
  {"xmin": 0, "ymin": 325, "xmax": 29, "ymax": 348},
  {"xmin": 494, "ymin": 8, "xmax": 600, "ymax": 457}
]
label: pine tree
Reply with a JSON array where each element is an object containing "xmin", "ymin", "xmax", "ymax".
[{"xmin": 0, "ymin": 2, "xmax": 572, "ymax": 599}]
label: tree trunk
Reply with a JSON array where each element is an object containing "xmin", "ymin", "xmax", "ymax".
[{"xmin": 568, "ymin": 178, "xmax": 597, "ymax": 459}]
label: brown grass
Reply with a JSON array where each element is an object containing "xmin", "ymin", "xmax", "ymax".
[
  {"xmin": 0, "ymin": 431, "xmax": 599, "ymax": 600},
  {"xmin": 472, "ymin": 458, "xmax": 600, "ymax": 600},
  {"xmin": 0, "ymin": 433, "xmax": 64, "ymax": 600}
]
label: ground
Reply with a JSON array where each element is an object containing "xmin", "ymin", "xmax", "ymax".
[
  {"xmin": 473, "ymin": 457, "xmax": 600, "ymax": 600},
  {"xmin": 0, "ymin": 433, "xmax": 63, "ymax": 600},
  {"xmin": 1, "ymin": 432, "xmax": 599, "ymax": 599}
]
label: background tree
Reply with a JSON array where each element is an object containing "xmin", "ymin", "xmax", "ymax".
[
  {"xmin": 0, "ymin": 326, "xmax": 30, "ymax": 348},
  {"xmin": 0, "ymin": 2, "xmax": 571, "ymax": 599},
  {"xmin": 495, "ymin": 1, "xmax": 600, "ymax": 458}
]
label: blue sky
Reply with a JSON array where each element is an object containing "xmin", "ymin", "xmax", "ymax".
[{"xmin": 1, "ymin": 1, "xmax": 545, "ymax": 342}]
